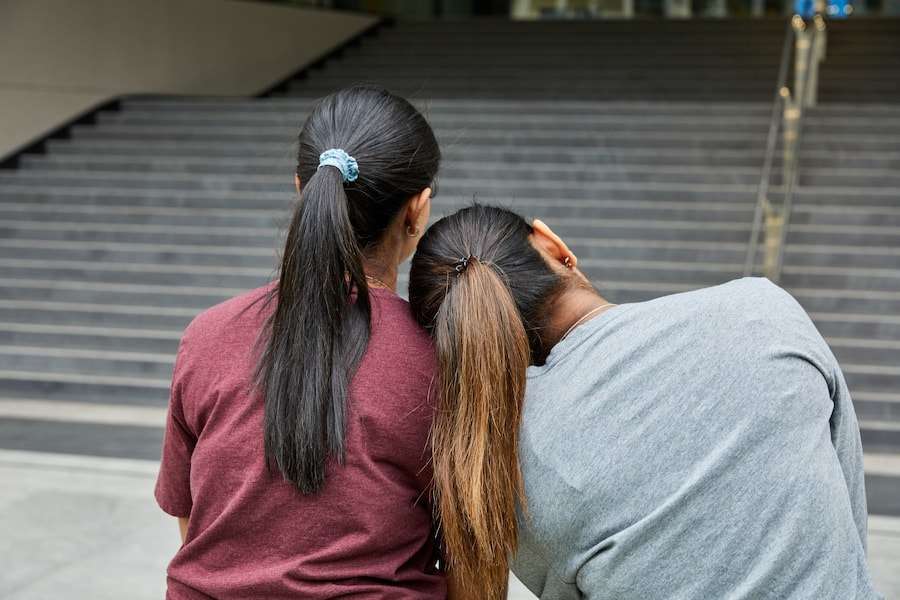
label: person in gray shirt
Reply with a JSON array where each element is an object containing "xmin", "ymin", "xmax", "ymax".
[{"xmin": 408, "ymin": 204, "xmax": 881, "ymax": 600}]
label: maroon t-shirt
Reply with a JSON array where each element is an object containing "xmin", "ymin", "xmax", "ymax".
[{"xmin": 155, "ymin": 284, "xmax": 446, "ymax": 599}]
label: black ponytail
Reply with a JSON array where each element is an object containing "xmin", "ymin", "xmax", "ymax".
[{"xmin": 256, "ymin": 86, "xmax": 440, "ymax": 493}]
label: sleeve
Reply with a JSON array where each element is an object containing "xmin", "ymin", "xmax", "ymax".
[
  {"xmin": 827, "ymin": 361, "xmax": 869, "ymax": 552},
  {"xmin": 766, "ymin": 279, "xmax": 869, "ymax": 551},
  {"xmin": 154, "ymin": 336, "xmax": 196, "ymax": 517}
]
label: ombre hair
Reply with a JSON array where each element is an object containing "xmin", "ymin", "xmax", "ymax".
[{"xmin": 409, "ymin": 205, "xmax": 564, "ymax": 598}]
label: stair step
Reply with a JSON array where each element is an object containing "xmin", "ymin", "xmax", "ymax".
[
  {"xmin": 0, "ymin": 347, "xmax": 174, "ymax": 379},
  {"xmin": 0, "ymin": 398, "xmax": 166, "ymax": 427},
  {"xmin": 0, "ymin": 371, "xmax": 168, "ymax": 406},
  {"xmin": 28, "ymin": 146, "xmax": 900, "ymax": 171},
  {"xmin": 828, "ymin": 339, "xmax": 900, "ymax": 368},
  {"xmin": 861, "ymin": 420, "xmax": 900, "ymax": 454},
  {"xmin": 0, "ymin": 300, "xmax": 195, "ymax": 330},
  {"xmin": 812, "ymin": 313, "xmax": 900, "ymax": 341},
  {"xmin": 854, "ymin": 393, "xmax": 900, "ymax": 421},
  {"xmin": 0, "ymin": 417, "xmax": 164, "ymax": 459},
  {"xmin": 0, "ymin": 279, "xmax": 247, "ymax": 308},
  {"xmin": 0, "ymin": 322, "xmax": 180, "ymax": 353},
  {"xmin": 15, "ymin": 165, "xmax": 900, "ymax": 189},
  {"xmin": 67, "ymin": 123, "xmax": 775, "ymax": 146},
  {"xmin": 97, "ymin": 109, "xmax": 779, "ymax": 129}
]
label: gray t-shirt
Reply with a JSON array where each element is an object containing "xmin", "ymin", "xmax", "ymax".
[{"xmin": 512, "ymin": 278, "xmax": 881, "ymax": 599}]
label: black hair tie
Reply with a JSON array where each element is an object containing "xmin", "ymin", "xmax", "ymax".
[{"xmin": 453, "ymin": 255, "xmax": 475, "ymax": 275}]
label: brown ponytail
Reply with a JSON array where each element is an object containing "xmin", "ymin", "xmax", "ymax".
[
  {"xmin": 431, "ymin": 259, "xmax": 530, "ymax": 599},
  {"xmin": 408, "ymin": 205, "xmax": 565, "ymax": 597}
]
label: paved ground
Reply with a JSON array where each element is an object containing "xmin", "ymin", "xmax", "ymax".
[{"xmin": 0, "ymin": 450, "xmax": 897, "ymax": 600}]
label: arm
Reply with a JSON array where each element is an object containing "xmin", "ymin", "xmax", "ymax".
[
  {"xmin": 155, "ymin": 336, "xmax": 197, "ymax": 526},
  {"xmin": 178, "ymin": 516, "xmax": 189, "ymax": 544}
]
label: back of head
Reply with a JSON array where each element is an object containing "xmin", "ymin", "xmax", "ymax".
[
  {"xmin": 256, "ymin": 86, "xmax": 440, "ymax": 494},
  {"xmin": 408, "ymin": 205, "xmax": 562, "ymax": 599}
]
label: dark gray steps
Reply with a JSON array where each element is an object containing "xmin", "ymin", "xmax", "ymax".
[
  {"xmin": 0, "ymin": 180, "xmax": 765, "ymax": 204},
  {"xmin": 853, "ymin": 393, "xmax": 900, "ymax": 422},
  {"xmin": 114, "ymin": 96, "xmax": 900, "ymax": 114},
  {"xmin": 0, "ymin": 240, "xmax": 278, "ymax": 268},
  {"xmin": 1, "ymin": 273, "xmax": 896, "ymax": 317},
  {"xmin": 0, "ymin": 202, "xmax": 754, "ymax": 226},
  {"xmin": 94, "ymin": 111, "xmax": 782, "ymax": 132},
  {"xmin": 1, "ymin": 16, "xmax": 898, "ymax": 462},
  {"xmin": 812, "ymin": 313, "xmax": 900, "ymax": 341},
  {"xmin": 0, "ymin": 348, "xmax": 174, "ymax": 379},
  {"xmin": 25, "ymin": 146, "xmax": 900, "ymax": 171},
  {"xmin": 1, "ymin": 198, "xmax": 897, "ymax": 246},
  {"xmin": 7, "ymin": 164, "xmax": 900, "ymax": 189},
  {"xmin": 0, "ymin": 279, "xmax": 246, "ymax": 308},
  {"xmin": 0, "ymin": 302, "xmax": 195, "ymax": 330},
  {"xmin": 0, "ymin": 323, "xmax": 180, "ymax": 354},
  {"xmin": 0, "ymin": 166, "xmax": 767, "ymax": 188},
  {"xmin": 0, "ymin": 229, "xmax": 895, "ymax": 269},
  {"xmin": 89, "ymin": 111, "xmax": 900, "ymax": 140},
  {"xmin": 65, "ymin": 125, "xmax": 776, "ymax": 148},
  {"xmin": 0, "ymin": 374, "xmax": 168, "ymax": 407},
  {"xmin": 0, "ymin": 262, "xmax": 272, "ymax": 289},
  {"xmin": 783, "ymin": 245, "xmax": 900, "ymax": 270},
  {"xmin": 0, "ymin": 418, "xmax": 165, "ymax": 459},
  {"xmin": 861, "ymin": 428, "xmax": 900, "ymax": 456}
]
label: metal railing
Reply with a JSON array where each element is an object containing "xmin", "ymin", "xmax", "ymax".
[{"xmin": 743, "ymin": 14, "xmax": 827, "ymax": 282}]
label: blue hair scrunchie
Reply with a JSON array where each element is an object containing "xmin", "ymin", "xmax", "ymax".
[{"xmin": 318, "ymin": 148, "xmax": 359, "ymax": 183}]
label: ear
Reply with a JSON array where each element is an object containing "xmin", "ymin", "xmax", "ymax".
[
  {"xmin": 294, "ymin": 174, "xmax": 302, "ymax": 195},
  {"xmin": 531, "ymin": 219, "xmax": 578, "ymax": 269},
  {"xmin": 405, "ymin": 187, "xmax": 432, "ymax": 231}
]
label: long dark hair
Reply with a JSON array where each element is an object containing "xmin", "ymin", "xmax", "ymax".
[
  {"xmin": 256, "ymin": 86, "xmax": 440, "ymax": 494},
  {"xmin": 408, "ymin": 205, "xmax": 564, "ymax": 599}
]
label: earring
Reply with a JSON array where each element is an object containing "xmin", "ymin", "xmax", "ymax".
[
  {"xmin": 563, "ymin": 256, "xmax": 573, "ymax": 269},
  {"xmin": 406, "ymin": 225, "xmax": 419, "ymax": 237}
]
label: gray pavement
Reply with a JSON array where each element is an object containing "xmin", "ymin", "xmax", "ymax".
[{"xmin": 0, "ymin": 450, "xmax": 897, "ymax": 600}]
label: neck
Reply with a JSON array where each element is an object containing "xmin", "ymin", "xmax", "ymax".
[
  {"xmin": 542, "ymin": 286, "xmax": 613, "ymax": 353},
  {"xmin": 361, "ymin": 237, "xmax": 404, "ymax": 292},
  {"xmin": 363, "ymin": 260, "xmax": 399, "ymax": 291},
  {"xmin": 361, "ymin": 213, "xmax": 415, "ymax": 293}
]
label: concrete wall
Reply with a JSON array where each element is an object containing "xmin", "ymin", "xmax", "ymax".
[{"xmin": 0, "ymin": 0, "xmax": 377, "ymax": 159}]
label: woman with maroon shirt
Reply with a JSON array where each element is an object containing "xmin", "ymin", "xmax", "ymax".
[{"xmin": 155, "ymin": 86, "xmax": 448, "ymax": 599}]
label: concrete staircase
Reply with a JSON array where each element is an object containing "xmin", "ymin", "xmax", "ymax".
[{"xmin": 0, "ymin": 19, "xmax": 898, "ymax": 506}]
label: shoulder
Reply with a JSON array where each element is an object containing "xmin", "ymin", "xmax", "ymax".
[
  {"xmin": 366, "ymin": 290, "xmax": 436, "ymax": 374},
  {"xmin": 673, "ymin": 278, "xmax": 827, "ymax": 364},
  {"xmin": 665, "ymin": 277, "xmax": 807, "ymax": 326},
  {"xmin": 624, "ymin": 278, "xmax": 817, "ymax": 359},
  {"xmin": 178, "ymin": 283, "xmax": 273, "ymax": 363},
  {"xmin": 711, "ymin": 277, "xmax": 809, "ymax": 328},
  {"xmin": 370, "ymin": 290, "xmax": 433, "ymax": 348},
  {"xmin": 183, "ymin": 284, "xmax": 272, "ymax": 341}
]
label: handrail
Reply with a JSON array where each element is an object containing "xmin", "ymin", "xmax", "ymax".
[
  {"xmin": 743, "ymin": 19, "xmax": 794, "ymax": 279},
  {"xmin": 743, "ymin": 14, "xmax": 826, "ymax": 282}
]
